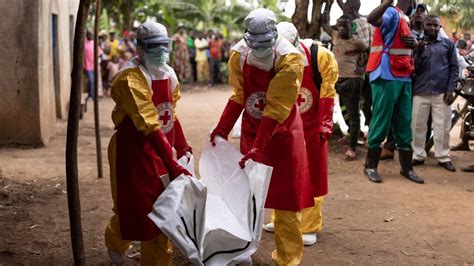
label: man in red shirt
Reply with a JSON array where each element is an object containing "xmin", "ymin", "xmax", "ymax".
[{"xmin": 209, "ymin": 34, "xmax": 223, "ymax": 85}]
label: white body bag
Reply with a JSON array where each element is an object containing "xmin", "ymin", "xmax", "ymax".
[{"xmin": 148, "ymin": 137, "xmax": 272, "ymax": 265}]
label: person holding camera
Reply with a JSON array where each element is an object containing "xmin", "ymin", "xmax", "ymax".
[{"xmin": 411, "ymin": 15, "xmax": 459, "ymax": 172}]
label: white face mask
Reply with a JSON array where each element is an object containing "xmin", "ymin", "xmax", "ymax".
[
  {"xmin": 144, "ymin": 46, "xmax": 169, "ymax": 67},
  {"xmin": 252, "ymin": 47, "xmax": 273, "ymax": 58}
]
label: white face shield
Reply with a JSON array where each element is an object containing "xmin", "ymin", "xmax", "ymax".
[{"xmin": 276, "ymin": 22, "xmax": 300, "ymax": 47}]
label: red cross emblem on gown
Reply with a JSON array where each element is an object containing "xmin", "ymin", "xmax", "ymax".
[
  {"xmin": 156, "ymin": 102, "xmax": 174, "ymax": 133},
  {"xmin": 297, "ymin": 87, "xmax": 313, "ymax": 114},
  {"xmin": 245, "ymin": 91, "xmax": 267, "ymax": 119},
  {"xmin": 160, "ymin": 110, "xmax": 171, "ymax": 125}
]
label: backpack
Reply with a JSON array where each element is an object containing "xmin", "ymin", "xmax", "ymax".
[{"xmin": 310, "ymin": 43, "xmax": 323, "ymax": 92}]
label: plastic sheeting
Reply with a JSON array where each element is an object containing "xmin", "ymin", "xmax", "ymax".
[
  {"xmin": 148, "ymin": 137, "xmax": 273, "ymax": 265},
  {"xmin": 178, "ymin": 151, "xmax": 196, "ymax": 177},
  {"xmin": 231, "ymin": 112, "xmax": 243, "ymax": 139}
]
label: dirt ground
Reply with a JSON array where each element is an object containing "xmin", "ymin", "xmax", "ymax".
[{"xmin": 0, "ymin": 84, "xmax": 473, "ymax": 265}]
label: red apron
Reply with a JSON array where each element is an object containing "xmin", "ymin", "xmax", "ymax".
[
  {"xmin": 299, "ymin": 43, "xmax": 329, "ymax": 197},
  {"xmin": 151, "ymin": 79, "xmax": 175, "ymax": 145},
  {"xmin": 152, "ymin": 78, "xmax": 189, "ymax": 158},
  {"xmin": 241, "ymin": 55, "xmax": 313, "ymax": 211},
  {"xmin": 115, "ymin": 116, "xmax": 166, "ymax": 241}
]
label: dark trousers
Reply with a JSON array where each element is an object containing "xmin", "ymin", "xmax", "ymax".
[
  {"xmin": 189, "ymin": 50, "xmax": 197, "ymax": 82},
  {"xmin": 210, "ymin": 58, "xmax": 220, "ymax": 85},
  {"xmin": 101, "ymin": 60, "xmax": 109, "ymax": 93},
  {"xmin": 340, "ymin": 76, "xmax": 371, "ymax": 137},
  {"xmin": 337, "ymin": 77, "xmax": 363, "ymax": 149},
  {"xmin": 362, "ymin": 76, "xmax": 372, "ymax": 126}
]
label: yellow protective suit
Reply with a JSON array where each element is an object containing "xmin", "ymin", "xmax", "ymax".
[
  {"xmin": 267, "ymin": 40, "xmax": 338, "ymax": 257},
  {"xmin": 228, "ymin": 38, "xmax": 306, "ymax": 265},
  {"xmin": 104, "ymin": 64, "xmax": 181, "ymax": 266},
  {"xmin": 270, "ymin": 196, "xmax": 324, "ymax": 236},
  {"xmin": 228, "ymin": 45, "xmax": 303, "ymax": 124},
  {"xmin": 301, "ymin": 197, "xmax": 325, "ymax": 233},
  {"xmin": 299, "ymin": 39, "xmax": 337, "ymax": 234},
  {"xmin": 110, "ymin": 61, "xmax": 182, "ymax": 131},
  {"xmin": 304, "ymin": 39, "xmax": 338, "ymax": 99}
]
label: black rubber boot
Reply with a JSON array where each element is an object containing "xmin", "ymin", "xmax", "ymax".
[
  {"xmin": 364, "ymin": 148, "xmax": 383, "ymax": 183},
  {"xmin": 399, "ymin": 150, "xmax": 424, "ymax": 184}
]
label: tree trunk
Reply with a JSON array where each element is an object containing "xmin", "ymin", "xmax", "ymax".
[
  {"xmin": 292, "ymin": 0, "xmax": 310, "ymax": 38},
  {"xmin": 66, "ymin": 0, "xmax": 90, "ymax": 265},
  {"xmin": 94, "ymin": 0, "xmax": 103, "ymax": 179},
  {"xmin": 292, "ymin": 0, "xmax": 333, "ymax": 39},
  {"xmin": 121, "ymin": 0, "xmax": 135, "ymax": 32},
  {"xmin": 309, "ymin": 0, "xmax": 325, "ymax": 39}
]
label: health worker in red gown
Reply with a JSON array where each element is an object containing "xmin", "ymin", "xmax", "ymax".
[
  {"xmin": 210, "ymin": 9, "xmax": 314, "ymax": 265},
  {"xmin": 104, "ymin": 21, "xmax": 192, "ymax": 266},
  {"xmin": 262, "ymin": 22, "xmax": 338, "ymax": 247}
]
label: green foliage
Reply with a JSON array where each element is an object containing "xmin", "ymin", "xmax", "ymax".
[
  {"xmin": 162, "ymin": 0, "xmax": 250, "ymax": 34},
  {"xmin": 86, "ymin": 2, "xmax": 111, "ymax": 33},
  {"xmin": 101, "ymin": 0, "xmax": 125, "ymax": 30},
  {"xmin": 99, "ymin": 0, "xmax": 253, "ymax": 36},
  {"xmin": 260, "ymin": 0, "xmax": 290, "ymax": 22},
  {"xmin": 424, "ymin": 0, "xmax": 474, "ymax": 30},
  {"xmin": 100, "ymin": 9, "xmax": 110, "ymax": 33}
]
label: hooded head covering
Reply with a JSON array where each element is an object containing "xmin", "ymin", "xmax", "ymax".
[
  {"xmin": 137, "ymin": 21, "xmax": 171, "ymax": 52},
  {"xmin": 243, "ymin": 8, "xmax": 278, "ymax": 49},
  {"xmin": 136, "ymin": 21, "xmax": 171, "ymax": 66},
  {"xmin": 276, "ymin": 22, "xmax": 299, "ymax": 47}
]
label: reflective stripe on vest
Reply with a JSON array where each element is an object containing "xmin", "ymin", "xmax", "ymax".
[
  {"xmin": 370, "ymin": 46, "xmax": 383, "ymax": 53},
  {"xmin": 370, "ymin": 46, "xmax": 413, "ymax": 56},
  {"xmin": 389, "ymin": 48, "xmax": 412, "ymax": 56},
  {"xmin": 370, "ymin": 46, "xmax": 412, "ymax": 56}
]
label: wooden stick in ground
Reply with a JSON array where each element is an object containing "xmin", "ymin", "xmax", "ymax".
[
  {"xmin": 65, "ymin": 0, "xmax": 90, "ymax": 264},
  {"xmin": 93, "ymin": 0, "xmax": 103, "ymax": 178}
]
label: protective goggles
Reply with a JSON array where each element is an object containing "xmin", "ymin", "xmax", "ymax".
[
  {"xmin": 138, "ymin": 36, "xmax": 172, "ymax": 53},
  {"xmin": 244, "ymin": 29, "xmax": 278, "ymax": 50}
]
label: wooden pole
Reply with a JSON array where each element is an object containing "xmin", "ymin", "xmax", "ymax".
[
  {"xmin": 93, "ymin": 0, "xmax": 103, "ymax": 178},
  {"xmin": 66, "ymin": 0, "xmax": 90, "ymax": 264}
]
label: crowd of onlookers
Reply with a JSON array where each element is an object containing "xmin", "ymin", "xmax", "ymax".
[
  {"xmin": 453, "ymin": 32, "xmax": 474, "ymax": 57},
  {"xmin": 324, "ymin": 1, "xmax": 473, "ymax": 173},
  {"xmin": 170, "ymin": 24, "xmax": 235, "ymax": 85},
  {"xmin": 83, "ymin": 25, "xmax": 237, "ymax": 100},
  {"xmin": 83, "ymin": 2, "xmax": 473, "ymax": 171},
  {"xmin": 83, "ymin": 29, "xmax": 137, "ymax": 99}
]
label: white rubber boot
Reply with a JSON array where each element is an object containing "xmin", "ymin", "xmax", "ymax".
[
  {"xmin": 302, "ymin": 233, "xmax": 317, "ymax": 246},
  {"xmin": 262, "ymin": 222, "xmax": 275, "ymax": 233}
]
